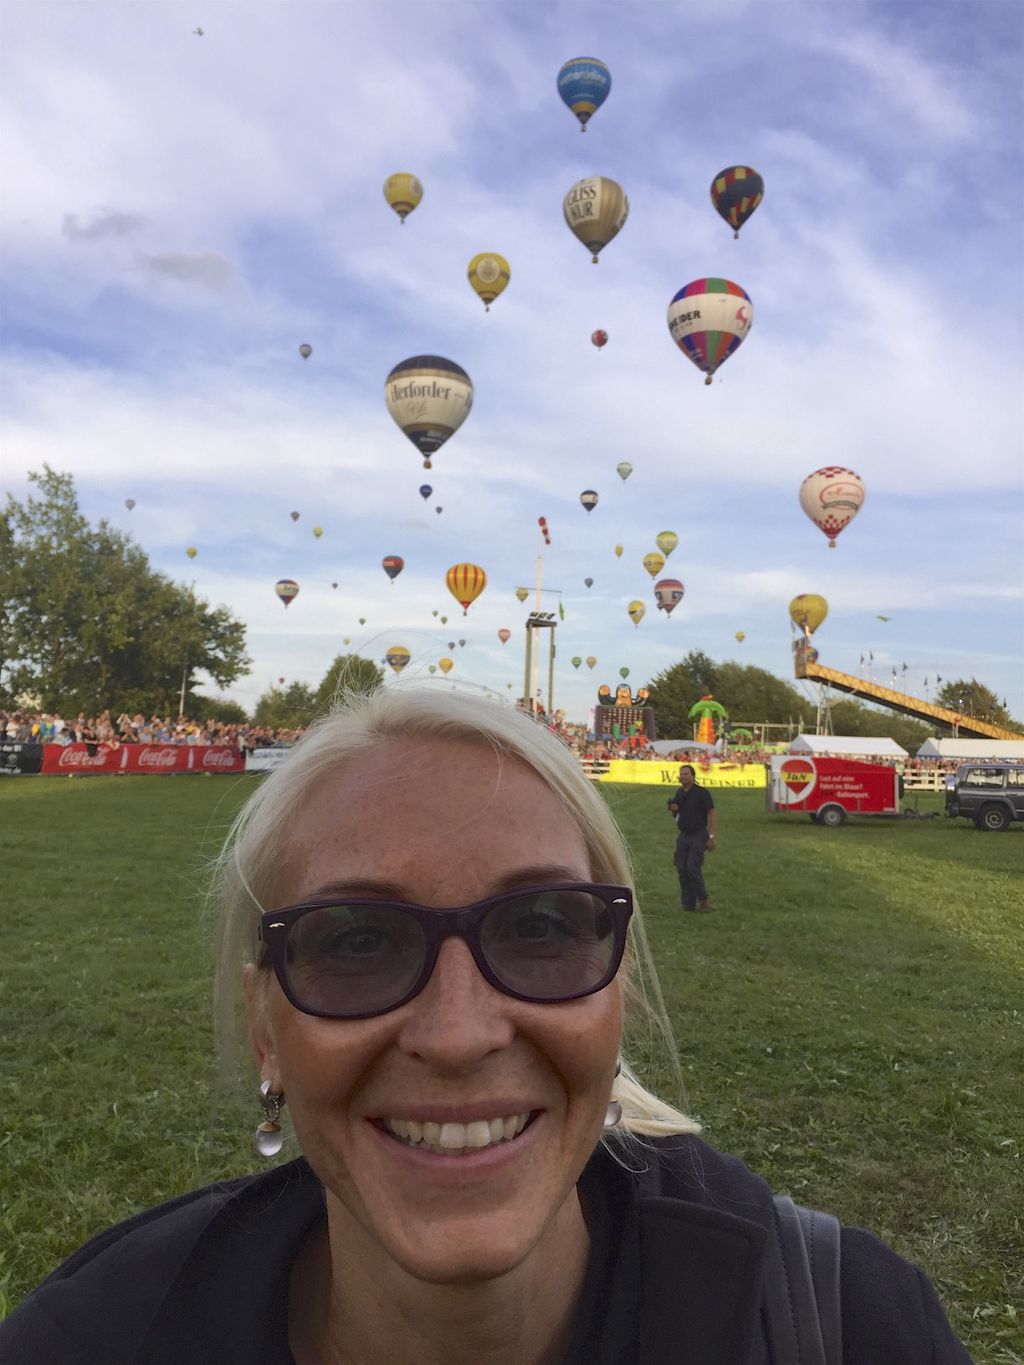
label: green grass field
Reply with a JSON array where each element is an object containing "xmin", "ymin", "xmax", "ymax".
[{"xmin": 1, "ymin": 775, "xmax": 1021, "ymax": 1358}]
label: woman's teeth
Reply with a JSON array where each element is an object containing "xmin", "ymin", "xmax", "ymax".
[{"xmin": 382, "ymin": 1113, "xmax": 531, "ymax": 1155}]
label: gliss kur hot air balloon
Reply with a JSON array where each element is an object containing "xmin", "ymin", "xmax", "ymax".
[
  {"xmin": 563, "ymin": 177, "xmax": 628, "ymax": 264},
  {"xmin": 497, "ymin": 629, "xmax": 511, "ymax": 644},
  {"xmin": 580, "ymin": 489, "xmax": 599, "ymax": 513},
  {"xmin": 586, "ymin": 656, "xmax": 597, "ymax": 670},
  {"xmin": 616, "ymin": 462, "xmax": 632, "ymax": 481},
  {"xmin": 467, "ymin": 254, "xmax": 510, "ymax": 311},
  {"xmin": 385, "ymin": 356, "xmax": 473, "ymax": 470},
  {"xmin": 446, "ymin": 562, "xmax": 487, "ymax": 615},
  {"xmin": 642, "ymin": 551, "xmax": 665, "ymax": 579},
  {"xmin": 385, "ymin": 646, "xmax": 411, "ymax": 675},
  {"xmin": 710, "ymin": 166, "xmax": 764, "ymax": 239},
  {"xmin": 667, "ymin": 279, "xmax": 753, "ymax": 385},
  {"xmin": 655, "ymin": 531, "xmax": 678, "ymax": 558},
  {"xmin": 275, "ymin": 578, "xmax": 300, "ymax": 608},
  {"xmin": 438, "ymin": 657, "xmax": 454, "ymax": 675},
  {"xmin": 515, "ymin": 587, "xmax": 530, "ymax": 603},
  {"xmin": 298, "ymin": 344, "xmax": 312, "ymax": 360},
  {"xmin": 557, "ymin": 56, "xmax": 611, "ymax": 131},
  {"xmin": 382, "ymin": 555, "xmax": 405, "ymax": 582},
  {"xmin": 591, "ymin": 330, "xmax": 608, "ymax": 350},
  {"xmin": 627, "ymin": 600, "xmax": 645, "ymax": 627},
  {"xmin": 789, "ymin": 594, "xmax": 829, "ymax": 635},
  {"xmin": 654, "ymin": 578, "xmax": 685, "ymax": 615},
  {"xmin": 383, "ymin": 173, "xmax": 422, "ymax": 224},
  {"xmin": 799, "ymin": 467, "xmax": 865, "ymax": 547}
]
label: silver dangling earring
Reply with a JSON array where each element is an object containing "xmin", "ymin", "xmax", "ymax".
[
  {"xmin": 604, "ymin": 1060, "xmax": 623, "ymax": 1130},
  {"xmin": 254, "ymin": 1079, "xmax": 286, "ymax": 1158}
]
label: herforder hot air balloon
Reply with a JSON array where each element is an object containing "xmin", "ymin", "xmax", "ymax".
[
  {"xmin": 467, "ymin": 254, "xmax": 510, "ymax": 311},
  {"xmin": 382, "ymin": 555, "xmax": 405, "ymax": 582},
  {"xmin": 385, "ymin": 646, "xmax": 411, "ymax": 675},
  {"xmin": 667, "ymin": 279, "xmax": 753, "ymax": 385},
  {"xmin": 654, "ymin": 578, "xmax": 685, "ymax": 615},
  {"xmin": 642, "ymin": 552, "xmax": 665, "ymax": 579},
  {"xmin": 446, "ymin": 562, "xmax": 487, "ymax": 615},
  {"xmin": 799, "ymin": 467, "xmax": 865, "ymax": 547},
  {"xmin": 383, "ymin": 173, "xmax": 422, "ymax": 224},
  {"xmin": 563, "ymin": 177, "xmax": 628, "ymax": 264},
  {"xmin": 789, "ymin": 594, "xmax": 829, "ymax": 635},
  {"xmin": 275, "ymin": 578, "xmax": 300, "ymax": 608},
  {"xmin": 557, "ymin": 56, "xmax": 611, "ymax": 131},
  {"xmin": 580, "ymin": 489, "xmax": 599, "ymax": 513},
  {"xmin": 627, "ymin": 600, "xmax": 645, "ymax": 627},
  {"xmin": 385, "ymin": 356, "xmax": 473, "ymax": 470},
  {"xmin": 655, "ymin": 530, "xmax": 678, "ymax": 557},
  {"xmin": 710, "ymin": 166, "xmax": 764, "ymax": 239}
]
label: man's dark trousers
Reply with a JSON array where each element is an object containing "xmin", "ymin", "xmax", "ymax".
[{"xmin": 675, "ymin": 830, "xmax": 709, "ymax": 909}]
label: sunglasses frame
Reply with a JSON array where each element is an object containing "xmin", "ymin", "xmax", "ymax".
[{"xmin": 258, "ymin": 882, "xmax": 633, "ymax": 1019}]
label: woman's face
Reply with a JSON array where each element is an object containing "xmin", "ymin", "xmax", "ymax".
[{"xmin": 246, "ymin": 736, "xmax": 623, "ymax": 1286}]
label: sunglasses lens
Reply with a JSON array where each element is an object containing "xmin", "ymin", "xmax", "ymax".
[
  {"xmin": 285, "ymin": 904, "xmax": 426, "ymax": 1016},
  {"xmin": 480, "ymin": 890, "xmax": 618, "ymax": 1000}
]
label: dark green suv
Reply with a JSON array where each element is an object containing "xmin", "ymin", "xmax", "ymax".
[{"xmin": 945, "ymin": 763, "xmax": 1024, "ymax": 831}]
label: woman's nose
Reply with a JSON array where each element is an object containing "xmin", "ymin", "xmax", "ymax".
[{"xmin": 396, "ymin": 937, "xmax": 516, "ymax": 1069}]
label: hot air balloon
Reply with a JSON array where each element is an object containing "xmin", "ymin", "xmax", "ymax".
[
  {"xmin": 428, "ymin": 665, "xmax": 437, "ymax": 674},
  {"xmin": 498, "ymin": 629, "xmax": 511, "ymax": 644},
  {"xmin": 385, "ymin": 646, "xmax": 411, "ymax": 675},
  {"xmin": 642, "ymin": 552, "xmax": 665, "ymax": 579},
  {"xmin": 332, "ymin": 582, "xmax": 338, "ymax": 589},
  {"xmin": 419, "ymin": 484, "xmax": 432, "ymax": 500},
  {"xmin": 447, "ymin": 641, "xmax": 456, "ymax": 651},
  {"xmin": 458, "ymin": 638, "xmax": 466, "ymax": 647},
  {"xmin": 275, "ymin": 578, "xmax": 300, "ymax": 607},
  {"xmin": 431, "ymin": 610, "xmax": 439, "ymax": 617},
  {"xmin": 124, "ymin": 498, "xmax": 136, "ymax": 511},
  {"xmin": 467, "ymin": 253, "xmax": 510, "ymax": 311},
  {"xmin": 439, "ymin": 657, "xmax": 454, "ymax": 675},
  {"xmin": 440, "ymin": 616, "xmax": 448, "ymax": 624},
  {"xmin": 667, "ymin": 279, "xmax": 753, "ymax": 385},
  {"xmin": 298, "ymin": 344, "xmax": 312, "ymax": 360},
  {"xmin": 436, "ymin": 507, "xmax": 443, "ymax": 514},
  {"xmin": 358, "ymin": 618, "xmax": 366, "ymax": 626},
  {"xmin": 563, "ymin": 176, "xmax": 628, "ymax": 264},
  {"xmin": 616, "ymin": 462, "xmax": 632, "ymax": 481},
  {"xmin": 515, "ymin": 587, "xmax": 529, "ymax": 603},
  {"xmin": 654, "ymin": 578, "xmax": 685, "ymax": 615},
  {"xmin": 619, "ymin": 667, "xmax": 630, "ymax": 680},
  {"xmin": 584, "ymin": 577, "xmax": 594, "ymax": 588},
  {"xmin": 614, "ymin": 544, "xmax": 623, "ymax": 558},
  {"xmin": 383, "ymin": 173, "xmax": 423, "ymax": 224},
  {"xmin": 799, "ymin": 467, "xmax": 865, "ymax": 547},
  {"xmin": 789, "ymin": 594, "xmax": 829, "ymax": 635},
  {"xmin": 591, "ymin": 330, "xmax": 608, "ymax": 350},
  {"xmin": 186, "ymin": 546, "xmax": 198, "ymax": 559},
  {"xmin": 580, "ymin": 489, "xmax": 599, "ymax": 513},
  {"xmin": 382, "ymin": 555, "xmax": 405, "ymax": 582},
  {"xmin": 655, "ymin": 530, "xmax": 678, "ymax": 557},
  {"xmin": 735, "ymin": 631, "xmax": 746, "ymax": 642},
  {"xmin": 586, "ymin": 656, "xmax": 597, "ymax": 670},
  {"xmin": 627, "ymin": 600, "xmax": 645, "ymax": 626},
  {"xmin": 572, "ymin": 657, "xmax": 582, "ymax": 669},
  {"xmin": 290, "ymin": 511, "xmax": 300, "ymax": 522},
  {"xmin": 385, "ymin": 356, "xmax": 473, "ymax": 470},
  {"xmin": 343, "ymin": 637, "xmax": 351, "ymax": 645},
  {"xmin": 557, "ymin": 56, "xmax": 611, "ymax": 131},
  {"xmin": 446, "ymin": 562, "xmax": 487, "ymax": 615},
  {"xmin": 313, "ymin": 526, "xmax": 323, "ymax": 539},
  {"xmin": 710, "ymin": 166, "xmax": 764, "ymax": 239}
]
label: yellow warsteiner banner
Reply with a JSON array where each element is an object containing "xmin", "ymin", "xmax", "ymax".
[{"xmin": 599, "ymin": 761, "xmax": 767, "ymax": 789}]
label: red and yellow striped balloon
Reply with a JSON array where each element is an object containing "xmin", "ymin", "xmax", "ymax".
[{"xmin": 446, "ymin": 562, "xmax": 487, "ymax": 615}]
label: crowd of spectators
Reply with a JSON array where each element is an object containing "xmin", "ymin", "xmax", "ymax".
[{"xmin": 0, "ymin": 711, "xmax": 303, "ymax": 752}]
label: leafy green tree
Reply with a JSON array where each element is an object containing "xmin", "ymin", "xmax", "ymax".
[
  {"xmin": 646, "ymin": 653, "xmax": 809, "ymax": 738},
  {"xmin": 313, "ymin": 654, "xmax": 384, "ymax": 715},
  {"xmin": 1, "ymin": 467, "xmax": 250, "ymax": 713},
  {"xmin": 252, "ymin": 682, "xmax": 317, "ymax": 729},
  {"xmin": 935, "ymin": 679, "xmax": 1017, "ymax": 729},
  {"xmin": 189, "ymin": 695, "xmax": 249, "ymax": 724},
  {"xmin": 826, "ymin": 700, "xmax": 931, "ymax": 751}
]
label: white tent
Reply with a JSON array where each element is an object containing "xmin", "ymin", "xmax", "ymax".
[
  {"xmin": 916, "ymin": 738, "xmax": 1024, "ymax": 760},
  {"xmin": 789, "ymin": 734, "xmax": 908, "ymax": 758}
]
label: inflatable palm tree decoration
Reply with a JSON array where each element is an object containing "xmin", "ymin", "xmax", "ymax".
[{"xmin": 688, "ymin": 694, "xmax": 728, "ymax": 745}]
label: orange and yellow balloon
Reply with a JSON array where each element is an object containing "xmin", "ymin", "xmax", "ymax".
[
  {"xmin": 438, "ymin": 657, "xmax": 454, "ymax": 675},
  {"xmin": 446, "ymin": 563, "xmax": 487, "ymax": 615},
  {"xmin": 789, "ymin": 594, "xmax": 828, "ymax": 635}
]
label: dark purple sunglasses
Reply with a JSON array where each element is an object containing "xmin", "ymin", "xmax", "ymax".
[{"xmin": 258, "ymin": 883, "xmax": 633, "ymax": 1019}]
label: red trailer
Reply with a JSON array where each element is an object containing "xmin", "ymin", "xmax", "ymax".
[{"xmin": 767, "ymin": 754, "xmax": 901, "ymax": 826}]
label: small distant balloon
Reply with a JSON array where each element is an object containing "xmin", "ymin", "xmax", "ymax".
[
  {"xmin": 515, "ymin": 587, "xmax": 530, "ymax": 604},
  {"xmin": 186, "ymin": 546, "xmax": 198, "ymax": 559},
  {"xmin": 572, "ymin": 657, "xmax": 582, "ymax": 670},
  {"xmin": 278, "ymin": 677, "xmax": 285, "ymax": 685},
  {"xmin": 290, "ymin": 511, "xmax": 300, "ymax": 522},
  {"xmin": 428, "ymin": 664, "xmax": 437, "ymax": 674},
  {"xmin": 563, "ymin": 176, "xmax": 628, "ymax": 264},
  {"xmin": 432, "ymin": 610, "xmax": 439, "ymax": 617},
  {"xmin": 498, "ymin": 629, "xmax": 511, "ymax": 644},
  {"xmin": 458, "ymin": 638, "xmax": 466, "ymax": 647},
  {"xmin": 467, "ymin": 253, "xmax": 510, "ymax": 311},
  {"xmin": 799, "ymin": 467, "xmax": 866, "ymax": 547},
  {"xmin": 440, "ymin": 615, "xmax": 448, "ymax": 624},
  {"xmin": 343, "ymin": 637, "xmax": 350, "ymax": 645},
  {"xmin": 332, "ymin": 582, "xmax": 338, "ymax": 589},
  {"xmin": 586, "ymin": 656, "xmax": 597, "ymax": 670},
  {"xmin": 298, "ymin": 344, "xmax": 313, "ymax": 360},
  {"xmin": 384, "ymin": 173, "xmax": 423, "ymax": 224},
  {"xmin": 655, "ymin": 530, "xmax": 678, "ymax": 557},
  {"xmin": 584, "ymin": 577, "xmax": 594, "ymax": 588},
  {"xmin": 627, "ymin": 600, "xmax": 645, "ymax": 627},
  {"xmin": 557, "ymin": 56, "xmax": 611, "ymax": 131},
  {"xmin": 710, "ymin": 166, "xmax": 764, "ymax": 239},
  {"xmin": 619, "ymin": 667, "xmax": 630, "ymax": 680},
  {"xmin": 447, "ymin": 641, "xmax": 456, "ymax": 651},
  {"xmin": 735, "ymin": 631, "xmax": 746, "ymax": 642},
  {"xmin": 419, "ymin": 485, "xmax": 432, "ymax": 500},
  {"xmin": 358, "ymin": 618, "xmax": 366, "ymax": 626},
  {"xmin": 591, "ymin": 330, "xmax": 608, "ymax": 350},
  {"xmin": 616, "ymin": 462, "xmax": 632, "ymax": 481},
  {"xmin": 654, "ymin": 578, "xmax": 685, "ymax": 615},
  {"xmin": 439, "ymin": 657, "xmax": 454, "ymax": 675},
  {"xmin": 382, "ymin": 555, "xmax": 405, "ymax": 582},
  {"xmin": 614, "ymin": 544, "xmax": 623, "ymax": 558},
  {"xmin": 313, "ymin": 526, "xmax": 323, "ymax": 539},
  {"xmin": 124, "ymin": 498, "xmax": 136, "ymax": 511},
  {"xmin": 642, "ymin": 552, "xmax": 665, "ymax": 579},
  {"xmin": 275, "ymin": 578, "xmax": 300, "ymax": 607},
  {"xmin": 580, "ymin": 489, "xmax": 599, "ymax": 513}
]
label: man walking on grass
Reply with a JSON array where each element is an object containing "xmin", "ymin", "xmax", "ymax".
[{"xmin": 667, "ymin": 763, "xmax": 718, "ymax": 912}]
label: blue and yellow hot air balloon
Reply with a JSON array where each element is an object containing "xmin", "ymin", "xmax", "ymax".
[
  {"xmin": 710, "ymin": 166, "xmax": 764, "ymax": 239},
  {"xmin": 557, "ymin": 57, "xmax": 611, "ymax": 131},
  {"xmin": 667, "ymin": 279, "xmax": 753, "ymax": 385}
]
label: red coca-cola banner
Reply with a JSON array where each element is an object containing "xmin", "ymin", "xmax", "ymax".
[{"xmin": 41, "ymin": 744, "xmax": 245, "ymax": 775}]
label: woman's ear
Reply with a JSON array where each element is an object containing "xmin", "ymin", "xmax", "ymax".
[{"xmin": 243, "ymin": 963, "xmax": 278, "ymax": 1076}]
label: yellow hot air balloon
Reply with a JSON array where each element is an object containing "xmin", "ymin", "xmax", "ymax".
[
  {"xmin": 446, "ymin": 562, "xmax": 487, "ymax": 615},
  {"xmin": 614, "ymin": 544, "xmax": 623, "ymax": 558},
  {"xmin": 186, "ymin": 546, "xmax": 198, "ymax": 559},
  {"xmin": 383, "ymin": 173, "xmax": 423, "ymax": 224},
  {"xmin": 627, "ymin": 600, "xmax": 645, "ymax": 627},
  {"xmin": 655, "ymin": 530, "xmax": 678, "ymax": 557},
  {"xmin": 467, "ymin": 253, "xmax": 510, "ymax": 311},
  {"xmin": 735, "ymin": 631, "xmax": 746, "ymax": 642},
  {"xmin": 642, "ymin": 551, "xmax": 665, "ymax": 579},
  {"xmin": 585, "ymin": 656, "xmax": 597, "ymax": 670},
  {"xmin": 789, "ymin": 594, "xmax": 829, "ymax": 635},
  {"xmin": 515, "ymin": 586, "xmax": 530, "ymax": 603},
  {"xmin": 563, "ymin": 176, "xmax": 629, "ymax": 264},
  {"xmin": 313, "ymin": 526, "xmax": 323, "ymax": 539},
  {"xmin": 438, "ymin": 657, "xmax": 454, "ymax": 675},
  {"xmin": 385, "ymin": 645, "xmax": 411, "ymax": 676}
]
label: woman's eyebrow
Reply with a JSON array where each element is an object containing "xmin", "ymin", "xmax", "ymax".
[{"xmin": 297, "ymin": 866, "xmax": 588, "ymax": 903}]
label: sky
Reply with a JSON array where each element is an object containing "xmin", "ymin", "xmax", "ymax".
[{"xmin": 2, "ymin": 0, "xmax": 1022, "ymax": 724}]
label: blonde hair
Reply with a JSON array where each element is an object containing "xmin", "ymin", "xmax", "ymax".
[{"xmin": 213, "ymin": 685, "xmax": 699, "ymax": 1139}]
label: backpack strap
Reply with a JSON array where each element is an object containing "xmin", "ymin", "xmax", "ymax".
[{"xmin": 761, "ymin": 1194, "xmax": 843, "ymax": 1365}]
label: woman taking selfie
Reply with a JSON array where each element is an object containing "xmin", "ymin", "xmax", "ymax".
[{"xmin": 2, "ymin": 689, "xmax": 972, "ymax": 1363}]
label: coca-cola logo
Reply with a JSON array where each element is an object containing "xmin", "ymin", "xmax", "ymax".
[
  {"xmin": 59, "ymin": 746, "xmax": 109, "ymax": 768},
  {"xmin": 202, "ymin": 748, "xmax": 239, "ymax": 769},
  {"xmin": 137, "ymin": 747, "xmax": 178, "ymax": 768}
]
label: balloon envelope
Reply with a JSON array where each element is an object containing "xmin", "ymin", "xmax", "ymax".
[
  {"xmin": 655, "ymin": 530, "xmax": 678, "ymax": 557},
  {"xmin": 298, "ymin": 344, "xmax": 312, "ymax": 359},
  {"xmin": 275, "ymin": 578, "xmax": 300, "ymax": 607},
  {"xmin": 557, "ymin": 56, "xmax": 611, "ymax": 130},
  {"xmin": 789, "ymin": 593, "xmax": 829, "ymax": 634},
  {"xmin": 439, "ymin": 657, "xmax": 454, "ymax": 675},
  {"xmin": 616, "ymin": 462, "xmax": 632, "ymax": 481},
  {"xmin": 584, "ymin": 577, "xmax": 594, "ymax": 588},
  {"xmin": 290, "ymin": 511, "xmax": 300, "ymax": 522},
  {"xmin": 642, "ymin": 552, "xmax": 665, "ymax": 579},
  {"xmin": 419, "ymin": 484, "xmax": 432, "ymax": 500},
  {"xmin": 710, "ymin": 166, "xmax": 764, "ymax": 238},
  {"xmin": 654, "ymin": 577, "xmax": 685, "ymax": 615},
  {"xmin": 735, "ymin": 631, "xmax": 746, "ymax": 642},
  {"xmin": 383, "ymin": 173, "xmax": 423, "ymax": 223},
  {"xmin": 563, "ymin": 176, "xmax": 628, "ymax": 263},
  {"xmin": 467, "ymin": 253, "xmax": 510, "ymax": 310},
  {"xmin": 382, "ymin": 555, "xmax": 405, "ymax": 581},
  {"xmin": 124, "ymin": 498, "xmax": 136, "ymax": 510},
  {"xmin": 385, "ymin": 356, "xmax": 473, "ymax": 470},
  {"xmin": 446, "ymin": 562, "xmax": 487, "ymax": 614},
  {"xmin": 586, "ymin": 656, "xmax": 597, "ymax": 669},
  {"xmin": 591, "ymin": 330, "xmax": 608, "ymax": 349},
  {"xmin": 498, "ymin": 629, "xmax": 511, "ymax": 644},
  {"xmin": 313, "ymin": 526, "xmax": 323, "ymax": 538},
  {"xmin": 667, "ymin": 278, "xmax": 753, "ymax": 384},
  {"xmin": 614, "ymin": 544, "xmax": 623, "ymax": 558},
  {"xmin": 186, "ymin": 546, "xmax": 197, "ymax": 559},
  {"xmin": 619, "ymin": 667, "xmax": 630, "ymax": 680},
  {"xmin": 799, "ymin": 467, "xmax": 865, "ymax": 547},
  {"xmin": 571, "ymin": 656, "xmax": 582, "ymax": 669},
  {"xmin": 627, "ymin": 600, "xmax": 645, "ymax": 626},
  {"xmin": 385, "ymin": 646, "xmax": 411, "ymax": 675},
  {"xmin": 515, "ymin": 587, "xmax": 530, "ymax": 603},
  {"xmin": 580, "ymin": 489, "xmax": 599, "ymax": 513}
]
